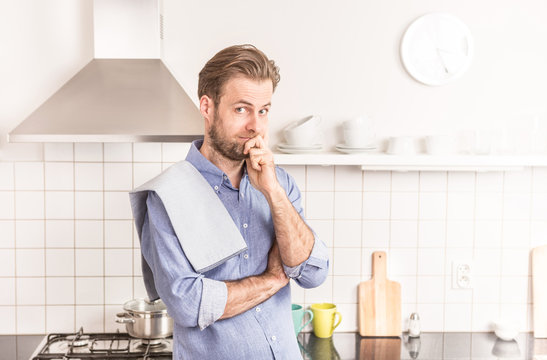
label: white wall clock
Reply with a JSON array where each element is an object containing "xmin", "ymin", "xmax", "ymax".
[{"xmin": 401, "ymin": 13, "xmax": 474, "ymax": 86}]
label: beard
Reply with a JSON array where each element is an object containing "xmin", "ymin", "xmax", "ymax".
[{"xmin": 208, "ymin": 113, "xmax": 253, "ymax": 162}]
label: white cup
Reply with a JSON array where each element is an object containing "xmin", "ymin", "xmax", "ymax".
[
  {"xmin": 342, "ymin": 117, "xmax": 372, "ymax": 148},
  {"xmin": 386, "ymin": 136, "xmax": 416, "ymax": 155},
  {"xmin": 284, "ymin": 115, "xmax": 321, "ymax": 146}
]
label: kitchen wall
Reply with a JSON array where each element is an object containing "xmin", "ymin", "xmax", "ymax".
[
  {"xmin": 1, "ymin": 144, "xmax": 546, "ymax": 334},
  {"xmin": 0, "ymin": 0, "xmax": 94, "ymax": 149},
  {"xmin": 161, "ymin": 0, "xmax": 547, "ymax": 150}
]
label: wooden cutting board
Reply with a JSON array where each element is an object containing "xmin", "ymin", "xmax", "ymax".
[
  {"xmin": 533, "ymin": 245, "xmax": 547, "ymax": 338},
  {"xmin": 359, "ymin": 251, "xmax": 401, "ymax": 337}
]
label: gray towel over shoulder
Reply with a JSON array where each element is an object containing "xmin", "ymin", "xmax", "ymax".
[{"xmin": 129, "ymin": 160, "xmax": 247, "ymax": 300}]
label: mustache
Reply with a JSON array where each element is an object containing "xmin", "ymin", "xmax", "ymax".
[{"xmin": 240, "ymin": 132, "xmax": 257, "ymax": 138}]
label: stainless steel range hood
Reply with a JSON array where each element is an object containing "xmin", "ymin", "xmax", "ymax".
[{"xmin": 8, "ymin": 58, "xmax": 204, "ymax": 143}]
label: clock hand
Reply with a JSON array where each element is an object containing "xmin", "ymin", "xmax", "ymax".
[{"xmin": 436, "ymin": 48, "xmax": 449, "ymax": 74}]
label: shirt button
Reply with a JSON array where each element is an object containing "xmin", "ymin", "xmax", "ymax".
[
  {"xmin": 271, "ymin": 335, "xmax": 277, "ymax": 341},
  {"xmin": 223, "ymin": 175, "xmax": 228, "ymax": 180},
  {"xmin": 214, "ymin": 185, "xmax": 219, "ymax": 191},
  {"xmin": 255, "ymin": 307, "xmax": 261, "ymax": 313},
  {"xmin": 243, "ymin": 254, "xmax": 249, "ymax": 259},
  {"xmin": 243, "ymin": 223, "xmax": 248, "ymax": 228}
]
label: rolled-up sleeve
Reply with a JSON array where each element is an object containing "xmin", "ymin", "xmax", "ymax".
[
  {"xmin": 282, "ymin": 233, "xmax": 329, "ymax": 288},
  {"xmin": 141, "ymin": 192, "xmax": 227, "ymax": 330}
]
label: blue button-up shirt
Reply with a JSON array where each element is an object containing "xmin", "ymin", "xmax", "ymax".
[{"xmin": 140, "ymin": 140, "xmax": 329, "ymax": 360}]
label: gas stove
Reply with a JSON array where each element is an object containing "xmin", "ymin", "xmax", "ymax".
[{"xmin": 30, "ymin": 328, "xmax": 173, "ymax": 359}]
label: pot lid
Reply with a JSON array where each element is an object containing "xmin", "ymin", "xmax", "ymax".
[{"xmin": 123, "ymin": 298, "xmax": 168, "ymax": 313}]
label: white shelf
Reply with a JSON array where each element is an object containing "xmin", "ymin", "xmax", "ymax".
[{"xmin": 272, "ymin": 152, "xmax": 547, "ymax": 171}]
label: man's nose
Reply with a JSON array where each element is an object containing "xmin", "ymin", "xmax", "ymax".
[{"xmin": 246, "ymin": 112, "xmax": 261, "ymax": 133}]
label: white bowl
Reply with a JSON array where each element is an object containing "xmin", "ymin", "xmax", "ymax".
[
  {"xmin": 283, "ymin": 115, "xmax": 321, "ymax": 147},
  {"xmin": 494, "ymin": 320, "xmax": 519, "ymax": 341}
]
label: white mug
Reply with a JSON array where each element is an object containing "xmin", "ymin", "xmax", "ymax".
[
  {"xmin": 342, "ymin": 117, "xmax": 372, "ymax": 148},
  {"xmin": 386, "ymin": 136, "xmax": 416, "ymax": 155}
]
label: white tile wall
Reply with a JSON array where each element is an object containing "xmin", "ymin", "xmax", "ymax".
[
  {"xmin": 133, "ymin": 143, "xmax": 162, "ymax": 162},
  {"xmin": 46, "ymin": 220, "xmax": 74, "ymax": 248},
  {"xmin": 46, "ymin": 306, "xmax": 75, "ymax": 333},
  {"xmin": 44, "ymin": 143, "xmax": 73, "ymax": 162},
  {"xmin": 75, "ymin": 220, "xmax": 103, "ymax": 248},
  {"xmin": 1, "ymin": 145, "xmax": 546, "ymax": 335},
  {"xmin": 16, "ymin": 191, "xmax": 44, "ymax": 219},
  {"xmin": 14, "ymin": 162, "xmax": 44, "ymax": 190},
  {"xmin": 133, "ymin": 163, "xmax": 162, "ymax": 187},
  {"xmin": 333, "ymin": 220, "xmax": 361, "ymax": 247},
  {"xmin": 75, "ymin": 163, "xmax": 103, "ymax": 190},
  {"xmin": 104, "ymin": 143, "xmax": 132, "ymax": 162},
  {"xmin": 0, "ymin": 192, "xmax": 15, "ymax": 219},
  {"xmin": 16, "ymin": 220, "xmax": 44, "ymax": 248},
  {"xmin": 45, "ymin": 162, "xmax": 74, "ymax": 190},
  {"xmin": 17, "ymin": 306, "xmax": 45, "ymax": 333},
  {"xmin": 46, "ymin": 277, "xmax": 75, "ymax": 305},
  {"xmin": 0, "ymin": 278, "xmax": 15, "ymax": 305},
  {"xmin": 0, "ymin": 163, "xmax": 14, "ymax": 190},
  {"xmin": 75, "ymin": 143, "xmax": 102, "ymax": 162}
]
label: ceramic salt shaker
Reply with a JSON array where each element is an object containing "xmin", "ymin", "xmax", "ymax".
[{"xmin": 408, "ymin": 313, "xmax": 421, "ymax": 337}]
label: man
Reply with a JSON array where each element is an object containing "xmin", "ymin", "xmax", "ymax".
[{"xmin": 134, "ymin": 44, "xmax": 329, "ymax": 359}]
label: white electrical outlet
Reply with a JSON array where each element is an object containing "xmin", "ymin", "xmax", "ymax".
[{"xmin": 452, "ymin": 262, "xmax": 473, "ymax": 289}]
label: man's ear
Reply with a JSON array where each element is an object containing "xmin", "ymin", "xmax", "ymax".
[{"xmin": 199, "ymin": 95, "xmax": 214, "ymax": 126}]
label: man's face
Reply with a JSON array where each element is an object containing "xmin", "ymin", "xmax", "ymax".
[{"xmin": 206, "ymin": 76, "xmax": 273, "ymax": 161}]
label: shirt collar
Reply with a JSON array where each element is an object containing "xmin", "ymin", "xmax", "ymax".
[{"xmin": 186, "ymin": 139, "xmax": 243, "ymax": 190}]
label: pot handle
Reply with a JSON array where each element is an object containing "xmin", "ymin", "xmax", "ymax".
[{"xmin": 115, "ymin": 312, "xmax": 135, "ymax": 324}]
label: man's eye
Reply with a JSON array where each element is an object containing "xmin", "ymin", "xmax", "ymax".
[
  {"xmin": 235, "ymin": 107, "xmax": 245, "ymax": 113},
  {"xmin": 259, "ymin": 109, "xmax": 268, "ymax": 115}
]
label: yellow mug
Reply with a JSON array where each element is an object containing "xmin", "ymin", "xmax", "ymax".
[{"xmin": 310, "ymin": 303, "xmax": 342, "ymax": 338}]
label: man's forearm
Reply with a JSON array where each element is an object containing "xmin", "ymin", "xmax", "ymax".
[
  {"xmin": 264, "ymin": 186, "xmax": 315, "ymax": 267},
  {"xmin": 219, "ymin": 242, "xmax": 288, "ymax": 319},
  {"xmin": 219, "ymin": 273, "xmax": 284, "ymax": 319}
]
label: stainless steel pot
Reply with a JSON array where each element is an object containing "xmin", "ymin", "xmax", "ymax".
[{"xmin": 115, "ymin": 298, "xmax": 173, "ymax": 339}]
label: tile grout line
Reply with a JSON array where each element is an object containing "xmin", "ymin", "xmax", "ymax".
[
  {"xmin": 527, "ymin": 168, "xmax": 534, "ymax": 333},
  {"xmin": 102, "ymin": 143, "xmax": 106, "ymax": 332},
  {"xmin": 360, "ymin": 170, "xmax": 365, "ymax": 282},
  {"xmin": 72, "ymin": 142, "xmax": 77, "ymax": 332},
  {"xmin": 415, "ymin": 171, "xmax": 421, "ymax": 316},
  {"xmin": 442, "ymin": 171, "xmax": 449, "ymax": 333},
  {"xmin": 332, "ymin": 166, "xmax": 336, "ymax": 305},
  {"xmin": 498, "ymin": 172, "xmax": 506, "ymax": 326},
  {"xmin": 303, "ymin": 165, "xmax": 307, "ymax": 307},
  {"xmin": 42, "ymin": 143, "xmax": 47, "ymax": 333},
  {"xmin": 468, "ymin": 171, "xmax": 478, "ymax": 332},
  {"xmin": 12, "ymin": 160, "xmax": 17, "ymax": 334},
  {"xmin": 131, "ymin": 144, "xmax": 135, "ymax": 307},
  {"xmin": 331, "ymin": 167, "xmax": 335, "ymax": 305},
  {"xmin": 133, "ymin": 144, "xmax": 140, "ymax": 301}
]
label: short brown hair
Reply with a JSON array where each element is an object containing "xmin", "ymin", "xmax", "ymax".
[{"xmin": 198, "ymin": 44, "xmax": 280, "ymax": 106}]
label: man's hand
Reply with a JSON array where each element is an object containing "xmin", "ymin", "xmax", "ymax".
[
  {"xmin": 243, "ymin": 135, "xmax": 281, "ymax": 196},
  {"xmin": 264, "ymin": 241, "xmax": 289, "ymax": 287}
]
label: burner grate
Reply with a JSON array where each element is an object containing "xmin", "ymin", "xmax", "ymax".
[{"xmin": 32, "ymin": 328, "xmax": 173, "ymax": 360}]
